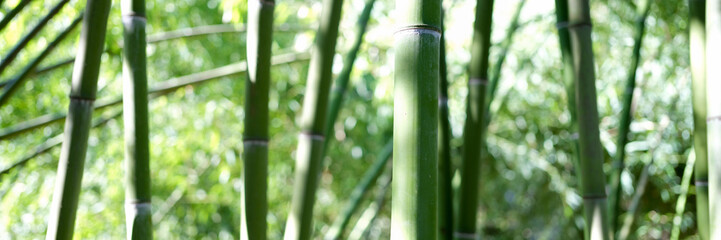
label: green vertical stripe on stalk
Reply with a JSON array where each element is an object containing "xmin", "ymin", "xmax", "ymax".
[
  {"xmin": 322, "ymin": 0, "xmax": 376, "ymax": 155},
  {"xmin": 689, "ymin": 0, "xmax": 709, "ymax": 239},
  {"xmin": 242, "ymin": 0, "xmax": 274, "ymax": 239},
  {"xmin": 608, "ymin": 1, "xmax": 651, "ymax": 234},
  {"xmin": 706, "ymin": 0, "xmax": 721, "ymax": 239},
  {"xmin": 284, "ymin": 0, "xmax": 344, "ymax": 238},
  {"xmin": 566, "ymin": 0, "xmax": 610, "ymax": 239},
  {"xmin": 45, "ymin": 0, "xmax": 111, "ymax": 239},
  {"xmin": 437, "ymin": 9, "xmax": 453, "ymax": 240},
  {"xmin": 391, "ymin": 0, "xmax": 441, "ymax": 237},
  {"xmin": 121, "ymin": 0, "xmax": 153, "ymax": 238},
  {"xmin": 0, "ymin": 15, "xmax": 82, "ymax": 107},
  {"xmin": 670, "ymin": 151, "xmax": 696, "ymax": 240},
  {"xmin": 0, "ymin": 0, "xmax": 33, "ymax": 32},
  {"xmin": 0, "ymin": 0, "xmax": 70, "ymax": 78},
  {"xmin": 325, "ymin": 138, "xmax": 391, "ymax": 240},
  {"xmin": 457, "ymin": 0, "xmax": 493, "ymax": 238}
]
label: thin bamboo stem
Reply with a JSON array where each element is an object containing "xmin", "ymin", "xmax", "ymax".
[
  {"xmin": 566, "ymin": 0, "xmax": 610, "ymax": 239},
  {"xmin": 0, "ymin": 0, "xmax": 70, "ymax": 77},
  {"xmin": 670, "ymin": 150, "xmax": 696, "ymax": 240},
  {"xmin": 45, "ymin": 0, "xmax": 111, "ymax": 239},
  {"xmin": 437, "ymin": 9, "xmax": 453, "ymax": 240},
  {"xmin": 325, "ymin": 138, "xmax": 391, "ymax": 240},
  {"xmin": 485, "ymin": 0, "xmax": 525, "ymax": 110},
  {"xmin": 391, "ymin": 0, "xmax": 441, "ymax": 238},
  {"xmin": 608, "ymin": 1, "xmax": 651, "ymax": 233},
  {"xmin": 457, "ymin": 0, "xmax": 493, "ymax": 238},
  {"xmin": 689, "ymin": 0, "xmax": 709, "ymax": 239},
  {"xmin": 0, "ymin": 15, "xmax": 82, "ymax": 107},
  {"xmin": 241, "ymin": 0, "xmax": 274, "ymax": 238},
  {"xmin": 705, "ymin": 0, "xmax": 721, "ymax": 238},
  {"xmin": 348, "ymin": 174, "xmax": 391, "ymax": 240},
  {"xmin": 283, "ymin": 0, "xmax": 344, "ymax": 237},
  {"xmin": 617, "ymin": 159, "xmax": 651, "ymax": 240},
  {"xmin": 0, "ymin": 0, "xmax": 32, "ymax": 32},
  {"xmin": 121, "ymin": 0, "xmax": 153, "ymax": 238},
  {"xmin": 0, "ymin": 52, "xmax": 309, "ymax": 141}
]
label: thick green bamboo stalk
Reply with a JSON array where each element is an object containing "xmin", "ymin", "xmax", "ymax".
[
  {"xmin": 284, "ymin": 0, "xmax": 344, "ymax": 238},
  {"xmin": 121, "ymin": 0, "xmax": 153, "ymax": 238},
  {"xmin": 706, "ymin": 0, "xmax": 721, "ymax": 239},
  {"xmin": 566, "ymin": 0, "xmax": 610, "ymax": 239},
  {"xmin": 45, "ymin": 0, "xmax": 111, "ymax": 239},
  {"xmin": 689, "ymin": 0, "xmax": 709, "ymax": 239},
  {"xmin": 391, "ymin": 0, "xmax": 441, "ymax": 238},
  {"xmin": 0, "ymin": 0, "xmax": 70, "ymax": 77},
  {"xmin": 437, "ymin": 9, "xmax": 453, "ymax": 240},
  {"xmin": 242, "ymin": 0, "xmax": 274, "ymax": 238},
  {"xmin": 0, "ymin": 0, "xmax": 32, "ymax": 32},
  {"xmin": 457, "ymin": 0, "xmax": 493, "ymax": 239},
  {"xmin": 322, "ymin": 0, "xmax": 375, "ymax": 155},
  {"xmin": 608, "ymin": 1, "xmax": 651, "ymax": 233},
  {"xmin": 0, "ymin": 52, "xmax": 309, "ymax": 141},
  {"xmin": 325, "ymin": 138, "xmax": 391, "ymax": 240},
  {"xmin": 670, "ymin": 150, "xmax": 696, "ymax": 240},
  {"xmin": 0, "ymin": 15, "xmax": 82, "ymax": 107}
]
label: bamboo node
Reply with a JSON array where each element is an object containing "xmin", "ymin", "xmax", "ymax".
[
  {"xmin": 469, "ymin": 78, "xmax": 488, "ymax": 86},
  {"xmin": 438, "ymin": 96, "xmax": 448, "ymax": 107},
  {"xmin": 707, "ymin": 115, "xmax": 721, "ymax": 122},
  {"xmin": 69, "ymin": 95, "xmax": 96, "ymax": 102},
  {"xmin": 243, "ymin": 139, "xmax": 269, "ymax": 146},
  {"xmin": 582, "ymin": 194, "xmax": 607, "ymax": 200},
  {"xmin": 695, "ymin": 181, "xmax": 708, "ymax": 187},
  {"xmin": 555, "ymin": 21, "xmax": 569, "ymax": 29},
  {"xmin": 565, "ymin": 22, "xmax": 593, "ymax": 30},
  {"xmin": 453, "ymin": 231, "xmax": 478, "ymax": 239},
  {"xmin": 395, "ymin": 25, "xmax": 441, "ymax": 38},
  {"xmin": 300, "ymin": 131, "xmax": 325, "ymax": 141}
]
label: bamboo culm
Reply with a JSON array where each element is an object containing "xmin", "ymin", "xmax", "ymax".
[
  {"xmin": 705, "ymin": 0, "xmax": 721, "ymax": 238},
  {"xmin": 0, "ymin": 0, "xmax": 32, "ymax": 32},
  {"xmin": 45, "ymin": 0, "xmax": 112, "ymax": 239},
  {"xmin": 242, "ymin": 0, "xmax": 274, "ymax": 239},
  {"xmin": 0, "ymin": 0, "xmax": 70, "ymax": 78},
  {"xmin": 391, "ymin": 0, "xmax": 441, "ymax": 237},
  {"xmin": 566, "ymin": 0, "xmax": 610, "ymax": 239},
  {"xmin": 457, "ymin": 0, "xmax": 494, "ymax": 238},
  {"xmin": 284, "ymin": 0, "xmax": 344, "ymax": 238},
  {"xmin": 689, "ymin": 0, "xmax": 709, "ymax": 239},
  {"xmin": 608, "ymin": 1, "xmax": 651, "ymax": 234},
  {"xmin": 0, "ymin": 15, "xmax": 82, "ymax": 107},
  {"xmin": 121, "ymin": 0, "xmax": 153, "ymax": 238},
  {"xmin": 437, "ymin": 9, "xmax": 453, "ymax": 240}
]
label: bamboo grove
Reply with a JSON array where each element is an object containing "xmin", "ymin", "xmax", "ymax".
[{"xmin": 0, "ymin": 0, "xmax": 717, "ymax": 239}]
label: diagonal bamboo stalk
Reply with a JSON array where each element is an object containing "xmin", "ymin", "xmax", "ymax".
[
  {"xmin": 688, "ymin": 0, "xmax": 709, "ymax": 239},
  {"xmin": 0, "ymin": 0, "xmax": 33, "ymax": 32},
  {"xmin": 457, "ymin": 0, "xmax": 494, "ymax": 238},
  {"xmin": 566, "ymin": 0, "xmax": 610, "ymax": 239},
  {"xmin": 391, "ymin": 0, "xmax": 441, "ymax": 238},
  {"xmin": 0, "ymin": 0, "xmax": 70, "ymax": 77},
  {"xmin": 485, "ymin": 0, "xmax": 526, "ymax": 109},
  {"xmin": 0, "ymin": 14, "xmax": 82, "ymax": 107},
  {"xmin": 45, "ymin": 0, "xmax": 111, "ymax": 239},
  {"xmin": 670, "ymin": 150, "xmax": 696, "ymax": 240},
  {"xmin": 325, "ymin": 138, "xmax": 391, "ymax": 240},
  {"xmin": 608, "ymin": 1, "xmax": 652, "ymax": 233},
  {"xmin": 0, "ymin": 52, "xmax": 309, "ymax": 141},
  {"xmin": 283, "ymin": 0, "xmax": 345, "ymax": 237},
  {"xmin": 347, "ymin": 173, "xmax": 391, "ymax": 240},
  {"xmin": 241, "ymin": 0, "xmax": 274, "ymax": 238},
  {"xmin": 121, "ymin": 0, "xmax": 153, "ymax": 238}
]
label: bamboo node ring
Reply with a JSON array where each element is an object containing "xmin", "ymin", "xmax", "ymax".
[
  {"xmin": 707, "ymin": 115, "xmax": 721, "ymax": 122},
  {"xmin": 300, "ymin": 132, "xmax": 325, "ymax": 141},
  {"xmin": 244, "ymin": 139, "xmax": 269, "ymax": 146},
  {"xmin": 469, "ymin": 78, "xmax": 488, "ymax": 86},
  {"xmin": 453, "ymin": 231, "xmax": 478, "ymax": 239},
  {"xmin": 565, "ymin": 22, "xmax": 593, "ymax": 29},
  {"xmin": 695, "ymin": 181, "xmax": 709, "ymax": 187},
  {"xmin": 69, "ymin": 95, "xmax": 96, "ymax": 102},
  {"xmin": 395, "ymin": 25, "xmax": 442, "ymax": 38}
]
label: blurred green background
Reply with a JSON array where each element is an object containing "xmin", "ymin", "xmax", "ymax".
[{"xmin": 0, "ymin": 0, "xmax": 697, "ymax": 239}]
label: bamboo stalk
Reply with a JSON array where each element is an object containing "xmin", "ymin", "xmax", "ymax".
[
  {"xmin": 283, "ymin": 0, "xmax": 344, "ymax": 238},
  {"xmin": 121, "ymin": 0, "xmax": 153, "ymax": 238},
  {"xmin": 437, "ymin": 9, "xmax": 453, "ymax": 240},
  {"xmin": 617, "ymin": 159, "xmax": 651, "ymax": 240},
  {"xmin": 0, "ymin": 0, "xmax": 32, "ymax": 32},
  {"xmin": 485, "ymin": 0, "xmax": 525, "ymax": 108},
  {"xmin": 670, "ymin": 150, "xmax": 696, "ymax": 240},
  {"xmin": 391, "ymin": 0, "xmax": 441, "ymax": 238},
  {"xmin": 608, "ymin": 1, "xmax": 651, "ymax": 233},
  {"xmin": 322, "ymin": 0, "xmax": 376, "ymax": 155},
  {"xmin": 0, "ymin": 15, "xmax": 82, "ymax": 107},
  {"xmin": 566, "ymin": 0, "xmax": 610, "ymax": 239},
  {"xmin": 689, "ymin": 0, "xmax": 709, "ymax": 239},
  {"xmin": 325, "ymin": 138, "xmax": 391, "ymax": 240},
  {"xmin": 706, "ymin": 0, "xmax": 721, "ymax": 239},
  {"xmin": 45, "ymin": 0, "xmax": 111, "ymax": 239},
  {"xmin": 241, "ymin": 0, "xmax": 274, "ymax": 238},
  {"xmin": 348, "ymin": 174, "xmax": 391, "ymax": 240},
  {"xmin": 457, "ymin": 0, "xmax": 494, "ymax": 238},
  {"xmin": 0, "ymin": 58, "xmax": 74, "ymax": 88},
  {"xmin": 0, "ymin": 0, "xmax": 70, "ymax": 76},
  {"xmin": 0, "ymin": 52, "xmax": 309, "ymax": 141}
]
